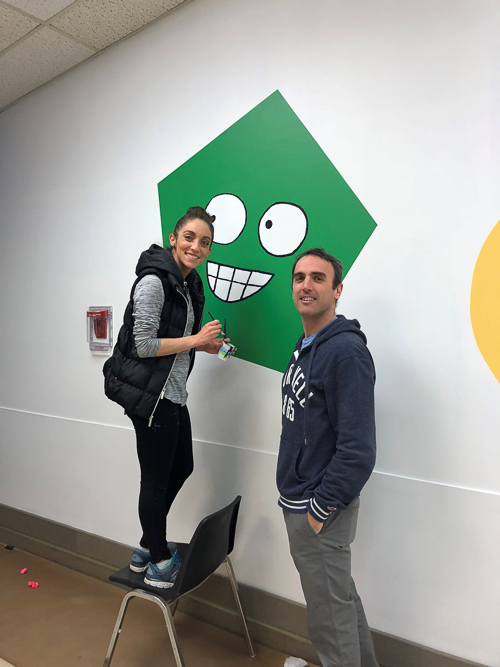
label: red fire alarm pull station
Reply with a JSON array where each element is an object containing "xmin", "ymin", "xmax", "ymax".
[{"xmin": 87, "ymin": 307, "xmax": 113, "ymax": 353}]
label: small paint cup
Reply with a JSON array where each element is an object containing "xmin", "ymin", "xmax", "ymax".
[{"xmin": 218, "ymin": 340, "xmax": 235, "ymax": 361}]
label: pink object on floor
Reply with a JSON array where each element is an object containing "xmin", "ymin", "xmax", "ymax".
[
  {"xmin": 20, "ymin": 568, "xmax": 28, "ymax": 574},
  {"xmin": 28, "ymin": 581, "xmax": 39, "ymax": 588}
]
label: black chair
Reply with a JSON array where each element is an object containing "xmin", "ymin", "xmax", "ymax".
[{"xmin": 103, "ymin": 496, "xmax": 255, "ymax": 666}]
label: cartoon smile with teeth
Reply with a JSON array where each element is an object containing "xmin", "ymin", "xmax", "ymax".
[
  {"xmin": 206, "ymin": 260, "xmax": 273, "ymax": 302},
  {"xmin": 158, "ymin": 91, "xmax": 377, "ymax": 372}
]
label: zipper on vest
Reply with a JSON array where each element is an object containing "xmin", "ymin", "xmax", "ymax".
[{"xmin": 148, "ymin": 287, "xmax": 191, "ymax": 428}]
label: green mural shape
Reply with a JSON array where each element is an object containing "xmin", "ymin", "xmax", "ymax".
[{"xmin": 158, "ymin": 91, "xmax": 376, "ymax": 372}]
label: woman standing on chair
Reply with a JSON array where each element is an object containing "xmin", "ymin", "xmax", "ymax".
[{"xmin": 104, "ymin": 207, "xmax": 224, "ymax": 589}]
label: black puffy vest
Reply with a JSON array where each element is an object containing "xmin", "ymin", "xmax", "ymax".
[{"xmin": 103, "ymin": 245, "xmax": 205, "ymax": 422}]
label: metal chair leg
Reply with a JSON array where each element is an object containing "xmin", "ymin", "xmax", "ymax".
[
  {"xmin": 103, "ymin": 590, "xmax": 134, "ymax": 666},
  {"xmin": 103, "ymin": 589, "xmax": 186, "ymax": 667},
  {"xmin": 158, "ymin": 597, "xmax": 185, "ymax": 667},
  {"xmin": 225, "ymin": 557, "xmax": 256, "ymax": 658}
]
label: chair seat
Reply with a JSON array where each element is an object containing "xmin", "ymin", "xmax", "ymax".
[{"xmin": 109, "ymin": 543, "xmax": 189, "ymax": 602}]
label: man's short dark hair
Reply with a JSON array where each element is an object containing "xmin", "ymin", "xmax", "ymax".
[{"xmin": 292, "ymin": 248, "xmax": 343, "ymax": 289}]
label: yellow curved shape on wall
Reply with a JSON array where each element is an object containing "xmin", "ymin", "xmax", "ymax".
[{"xmin": 471, "ymin": 220, "xmax": 500, "ymax": 383}]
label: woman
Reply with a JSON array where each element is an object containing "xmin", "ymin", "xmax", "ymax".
[{"xmin": 104, "ymin": 206, "xmax": 224, "ymax": 588}]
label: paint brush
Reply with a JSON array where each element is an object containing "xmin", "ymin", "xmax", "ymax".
[{"xmin": 208, "ymin": 312, "xmax": 225, "ymax": 337}]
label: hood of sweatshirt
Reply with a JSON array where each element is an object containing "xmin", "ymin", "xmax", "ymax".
[{"xmin": 298, "ymin": 314, "xmax": 367, "ymax": 351}]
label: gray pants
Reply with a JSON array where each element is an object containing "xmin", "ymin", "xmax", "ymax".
[{"xmin": 284, "ymin": 499, "xmax": 379, "ymax": 667}]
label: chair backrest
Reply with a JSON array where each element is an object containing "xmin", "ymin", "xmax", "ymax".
[{"xmin": 172, "ymin": 496, "xmax": 241, "ymax": 598}]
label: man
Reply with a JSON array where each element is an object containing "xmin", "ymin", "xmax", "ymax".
[{"xmin": 277, "ymin": 248, "xmax": 379, "ymax": 667}]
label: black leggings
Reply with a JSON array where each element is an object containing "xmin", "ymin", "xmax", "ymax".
[{"xmin": 129, "ymin": 399, "xmax": 194, "ymax": 563}]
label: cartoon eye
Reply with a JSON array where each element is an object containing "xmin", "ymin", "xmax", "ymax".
[
  {"xmin": 258, "ymin": 203, "xmax": 308, "ymax": 257},
  {"xmin": 206, "ymin": 194, "xmax": 247, "ymax": 245}
]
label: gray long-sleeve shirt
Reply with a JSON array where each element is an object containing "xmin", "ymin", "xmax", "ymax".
[{"xmin": 132, "ymin": 274, "xmax": 194, "ymax": 406}]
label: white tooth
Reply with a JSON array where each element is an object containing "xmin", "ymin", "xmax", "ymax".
[
  {"xmin": 249, "ymin": 271, "xmax": 273, "ymax": 286},
  {"xmin": 243, "ymin": 284, "xmax": 262, "ymax": 298},
  {"xmin": 208, "ymin": 275, "xmax": 216, "ymax": 290},
  {"xmin": 219, "ymin": 265, "xmax": 235, "ymax": 280},
  {"xmin": 207, "ymin": 261, "xmax": 217, "ymax": 277},
  {"xmin": 228, "ymin": 282, "xmax": 245, "ymax": 301},
  {"xmin": 234, "ymin": 268, "xmax": 251, "ymax": 283},
  {"xmin": 214, "ymin": 279, "xmax": 230, "ymax": 301}
]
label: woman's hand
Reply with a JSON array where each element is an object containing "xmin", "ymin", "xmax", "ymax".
[
  {"xmin": 198, "ymin": 338, "xmax": 224, "ymax": 354},
  {"xmin": 195, "ymin": 320, "xmax": 222, "ymax": 348},
  {"xmin": 197, "ymin": 334, "xmax": 236, "ymax": 355}
]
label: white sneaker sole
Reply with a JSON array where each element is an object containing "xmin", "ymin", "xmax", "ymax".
[
  {"xmin": 129, "ymin": 563, "xmax": 149, "ymax": 573},
  {"xmin": 144, "ymin": 577, "xmax": 174, "ymax": 588}
]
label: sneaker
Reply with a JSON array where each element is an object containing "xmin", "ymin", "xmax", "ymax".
[
  {"xmin": 130, "ymin": 547, "xmax": 150, "ymax": 573},
  {"xmin": 144, "ymin": 552, "xmax": 182, "ymax": 589},
  {"xmin": 129, "ymin": 542, "xmax": 177, "ymax": 573}
]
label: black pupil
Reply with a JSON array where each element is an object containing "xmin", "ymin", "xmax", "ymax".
[{"xmin": 265, "ymin": 220, "xmax": 273, "ymax": 229}]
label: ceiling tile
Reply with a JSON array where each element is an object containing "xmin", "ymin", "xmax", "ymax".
[
  {"xmin": 50, "ymin": 0, "xmax": 186, "ymax": 50},
  {"xmin": 0, "ymin": 26, "xmax": 94, "ymax": 110},
  {"xmin": 0, "ymin": 4, "xmax": 39, "ymax": 50},
  {"xmin": 3, "ymin": 0, "xmax": 77, "ymax": 22}
]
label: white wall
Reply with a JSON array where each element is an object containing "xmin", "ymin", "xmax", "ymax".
[{"xmin": 1, "ymin": 0, "xmax": 500, "ymax": 664}]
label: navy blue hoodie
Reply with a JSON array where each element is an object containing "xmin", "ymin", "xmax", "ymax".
[{"xmin": 277, "ymin": 315, "xmax": 376, "ymax": 522}]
